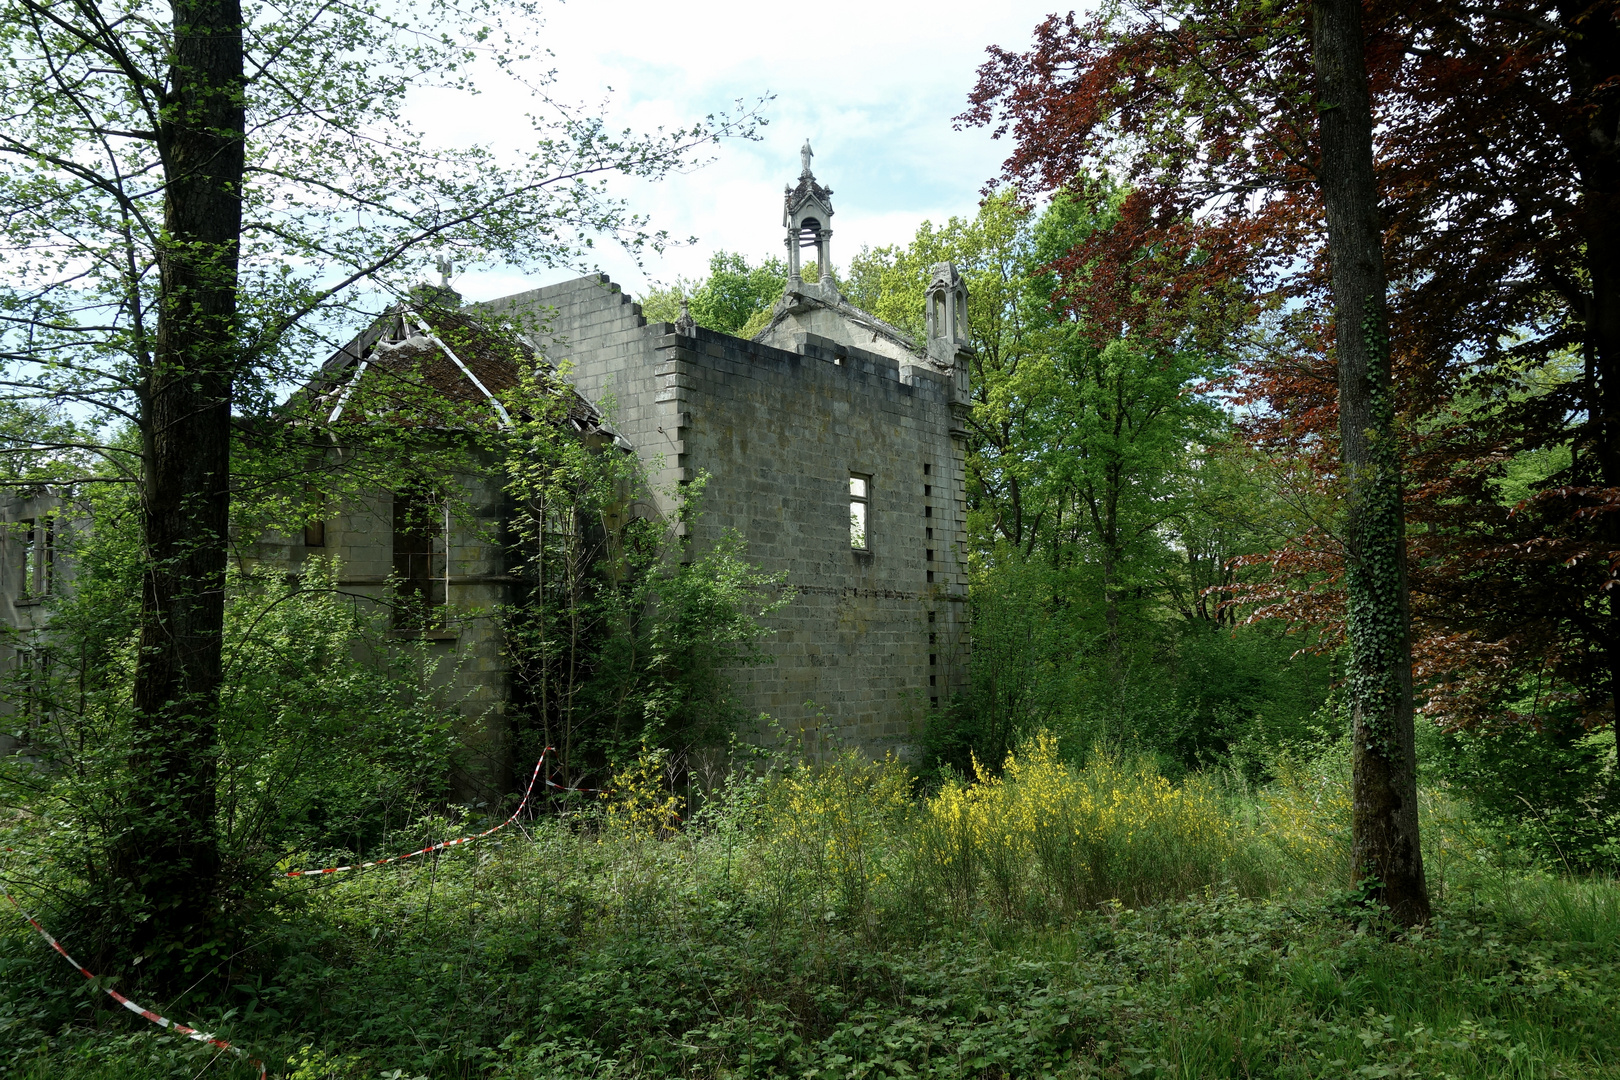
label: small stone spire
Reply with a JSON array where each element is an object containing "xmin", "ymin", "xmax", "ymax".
[
  {"xmin": 926, "ymin": 262, "xmax": 972, "ymax": 404},
  {"xmin": 435, "ymin": 254, "xmax": 453, "ymax": 288}
]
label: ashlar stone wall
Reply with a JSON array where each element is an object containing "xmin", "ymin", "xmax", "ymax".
[
  {"xmin": 241, "ymin": 461, "xmax": 516, "ymax": 801},
  {"xmin": 481, "ymin": 274, "xmax": 969, "ymax": 759}
]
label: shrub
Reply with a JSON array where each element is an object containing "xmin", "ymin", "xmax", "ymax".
[
  {"xmin": 761, "ymin": 750, "xmax": 913, "ymax": 925},
  {"xmin": 914, "ymin": 733, "xmax": 1251, "ymax": 915}
]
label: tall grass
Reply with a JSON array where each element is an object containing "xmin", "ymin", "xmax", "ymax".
[{"xmin": 7, "ymin": 732, "xmax": 1619, "ymax": 1079}]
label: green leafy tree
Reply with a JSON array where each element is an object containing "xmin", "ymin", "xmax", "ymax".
[
  {"xmin": 853, "ymin": 185, "xmax": 1327, "ymax": 769},
  {"xmin": 0, "ymin": 0, "xmax": 756, "ymax": 974},
  {"xmin": 640, "ymin": 252, "xmax": 787, "ymax": 336}
]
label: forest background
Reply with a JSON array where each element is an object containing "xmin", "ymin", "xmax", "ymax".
[{"xmin": 1, "ymin": 0, "xmax": 1619, "ymax": 1076}]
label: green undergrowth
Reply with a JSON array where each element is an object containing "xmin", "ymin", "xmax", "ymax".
[{"xmin": 3, "ymin": 749, "xmax": 1619, "ymax": 1079}]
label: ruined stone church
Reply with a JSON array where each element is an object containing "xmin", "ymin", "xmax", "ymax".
[{"xmin": 2, "ymin": 147, "xmax": 972, "ymax": 779}]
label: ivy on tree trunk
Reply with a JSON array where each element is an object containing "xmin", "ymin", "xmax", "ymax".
[
  {"xmin": 111, "ymin": 0, "xmax": 245, "ymax": 970},
  {"xmin": 1311, "ymin": 0, "xmax": 1430, "ymax": 926}
]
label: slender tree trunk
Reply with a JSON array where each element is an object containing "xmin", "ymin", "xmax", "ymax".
[
  {"xmin": 1312, "ymin": 0, "xmax": 1430, "ymax": 925},
  {"xmin": 112, "ymin": 0, "xmax": 245, "ymax": 974}
]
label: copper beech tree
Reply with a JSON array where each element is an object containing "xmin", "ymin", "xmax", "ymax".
[
  {"xmin": 965, "ymin": 0, "xmax": 1408, "ymax": 922},
  {"xmin": 968, "ymin": 0, "xmax": 1620, "ymax": 912}
]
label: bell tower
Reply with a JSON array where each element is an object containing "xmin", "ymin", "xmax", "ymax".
[{"xmin": 783, "ymin": 141, "xmax": 838, "ymax": 300}]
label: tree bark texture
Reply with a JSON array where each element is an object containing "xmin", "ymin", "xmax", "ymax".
[
  {"xmin": 1312, "ymin": 0, "xmax": 1431, "ymax": 925},
  {"xmin": 112, "ymin": 0, "xmax": 245, "ymax": 970},
  {"xmin": 1562, "ymin": 0, "xmax": 1620, "ymax": 778}
]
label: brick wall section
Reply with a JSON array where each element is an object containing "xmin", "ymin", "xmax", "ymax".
[{"xmin": 483, "ymin": 277, "xmax": 969, "ymax": 760}]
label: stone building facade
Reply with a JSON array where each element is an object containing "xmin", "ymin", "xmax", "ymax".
[
  {"xmin": 0, "ymin": 150, "xmax": 971, "ymax": 776},
  {"xmin": 478, "ymin": 147, "xmax": 972, "ymax": 757},
  {"xmin": 0, "ymin": 488, "xmax": 69, "ymax": 760}
]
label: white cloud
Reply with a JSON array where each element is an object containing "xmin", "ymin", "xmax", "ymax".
[{"xmin": 422, "ymin": 0, "xmax": 1062, "ymax": 303}]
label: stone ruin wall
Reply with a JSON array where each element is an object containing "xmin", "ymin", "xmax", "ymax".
[{"xmin": 481, "ymin": 274, "xmax": 969, "ymax": 760}]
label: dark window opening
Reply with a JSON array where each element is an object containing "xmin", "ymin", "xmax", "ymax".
[
  {"xmin": 393, "ymin": 492, "xmax": 445, "ymax": 629},
  {"xmin": 930, "ymin": 696, "xmax": 939, "ymax": 708},
  {"xmin": 924, "ymin": 505, "xmax": 932, "ymax": 518},
  {"xmin": 930, "ymin": 674, "xmax": 936, "ymax": 686},
  {"xmin": 304, "ymin": 520, "xmax": 327, "ymax": 548},
  {"xmin": 927, "ymin": 610, "xmax": 936, "ymax": 623},
  {"xmin": 19, "ymin": 518, "xmax": 52, "ymax": 599},
  {"xmin": 18, "ymin": 647, "xmax": 50, "ymax": 733},
  {"xmin": 923, "ymin": 484, "xmax": 931, "ymax": 497},
  {"xmin": 926, "ymin": 549, "xmax": 934, "ymax": 561},
  {"xmin": 927, "ymin": 570, "xmax": 935, "ymax": 583},
  {"xmin": 923, "ymin": 463, "xmax": 931, "ymax": 476},
  {"xmin": 930, "ymin": 653, "xmax": 936, "ymax": 665}
]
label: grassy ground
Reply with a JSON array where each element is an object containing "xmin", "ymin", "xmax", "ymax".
[{"xmin": 3, "ymin": 745, "xmax": 1618, "ymax": 1079}]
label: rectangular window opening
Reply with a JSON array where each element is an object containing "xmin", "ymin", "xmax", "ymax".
[
  {"xmin": 924, "ymin": 505, "xmax": 932, "ymax": 518},
  {"xmin": 304, "ymin": 520, "xmax": 327, "ymax": 548},
  {"xmin": 926, "ymin": 570, "xmax": 935, "ymax": 583},
  {"xmin": 923, "ymin": 463, "xmax": 931, "ymax": 476},
  {"xmin": 18, "ymin": 518, "xmax": 52, "ymax": 599},
  {"xmin": 849, "ymin": 473, "xmax": 870, "ymax": 550},
  {"xmin": 19, "ymin": 519, "xmax": 34, "ymax": 598},
  {"xmin": 393, "ymin": 491, "xmax": 447, "ymax": 629}
]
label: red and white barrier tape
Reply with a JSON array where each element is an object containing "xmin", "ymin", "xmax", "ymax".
[
  {"xmin": 283, "ymin": 749, "xmax": 555, "ymax": 877},
  {"xmin": 3, "ymin": 748, "xmax": 614, "ymax": 1076},
  {"xmin": 0, "ymin": 854, "xmax": 266, "ymax": 1078}
]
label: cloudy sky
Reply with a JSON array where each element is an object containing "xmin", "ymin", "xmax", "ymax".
[{"xmin": 427, "ymin": 0, "xmax": 1061, "ymax": 305}]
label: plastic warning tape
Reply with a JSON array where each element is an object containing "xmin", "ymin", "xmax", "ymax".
[
  {"xmin": 1, "ymin": 747, "xmax": 609, "ymax": 1076},
  {"xmin": 0, "ymin": 855, "xmax": 266, "ymax": 1078},
  {"xmin": 282, "ymin": 749, "xmax": 555, "ymax": 877},
  {"xmin": 545, "ymin": 776, "xmax": 612, "ymax": 796}
]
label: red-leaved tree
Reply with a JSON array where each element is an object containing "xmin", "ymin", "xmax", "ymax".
[{"xmin": 967, "ymin": 0, "xmax": 1620, "ymax": 901}]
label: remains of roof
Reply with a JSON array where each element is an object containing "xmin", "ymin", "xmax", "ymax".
[
  {"xmin": 305, "ymin": 300, "xmax": 631, "ymax": 449},
  {"xmin": 752, "ymin": 286, "xmax": 920, "ymax": 358}
]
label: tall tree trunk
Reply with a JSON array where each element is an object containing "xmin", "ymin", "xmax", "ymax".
[
  {"xmin": 112, "ymin": 0, "xmax": 245, "ymax": 975},
  {"xmin": 1561, "ymin": 0, "xmax": 1620, "ymax": 778},
  {"xmin": 1312, "ymin": 0, "xmax": 1430, "ymax": 925}
]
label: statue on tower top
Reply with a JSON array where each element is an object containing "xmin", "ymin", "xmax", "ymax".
[{"xmin": 800, "ymin": 140, "xmax": 814, "ymax": 178}]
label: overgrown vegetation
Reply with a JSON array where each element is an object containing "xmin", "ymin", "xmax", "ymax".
[
  {"xmin": 4, "ymin": 736, "xmax": 1617, "ymax": 1078},
  {"xmin": 4, "ymin": 0, "xmax": 1619, "ymax": 1071}
]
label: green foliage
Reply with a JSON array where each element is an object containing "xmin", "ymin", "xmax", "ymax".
[
  {"xmin": 217, "ymin": 559, "xmax": 459, "ymax": 867},
  {"xmin": 0, "ymin": 477, "xmax": 464, "ymax": 972},
  {"xmin": 494, "ymin": 372, "xmax": 789, "ymax": 776},
  {"xmin": 846, "ymin": 185, "xmax": 1332, "ymax": 776},
  {"xmin": 6, "ymin": 734, "xmax": 1618, "ymax": 1079},
  {"xmin": 639, "ymin": 252, "xmax": 787, "ymax": 337},
  {"xmin": 1425, "ymin": 714, "xmax": 1619, "ymax": 873}
]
